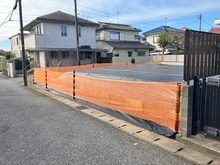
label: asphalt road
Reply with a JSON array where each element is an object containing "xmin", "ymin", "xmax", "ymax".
[{"xmin": 0, "ymin": 74, "xmax": 193, "ymax": 165}]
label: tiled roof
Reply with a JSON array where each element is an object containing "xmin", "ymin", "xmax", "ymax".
[
  {"xmin": 102, "ymin": 41, "xmax": 152, "ymax": 49},
  {"xmin": 209, "ymin": 27, "xmax": 220, "ymax": 34},
  {"xmin": 97, "ymin": 22, "xmax": 141, "ymax": 32},
  {"xmin": 24, "ymin": 11, "xmax": 98, "ymax": 31},
  {"xmin": 143, "ymin": 26, "xmax": 184, "ymax": 35}
]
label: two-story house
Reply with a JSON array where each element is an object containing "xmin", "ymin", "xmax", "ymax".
[
  {"xmin": 9, "ymin": 11, "xmax": 102, "ymax": 67},
  {"xmin": 142, "ymin": 26, "xmax": 184, "ymax": 53},
  {"xmin": 96, "ymin": 22, "xmax": 152, "ymax": 63}
]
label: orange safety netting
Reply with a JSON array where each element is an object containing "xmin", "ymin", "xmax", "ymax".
[
  {"xmin": 33, "ymin": 64, "xmax": 181, "ymax": 133},
  {"xmin": 47, "ymin": 70, "xmax": 74, "ymax": 96},
  {"xmin": 75, "ymin": 75, "xmax": 181, "ymax": 132},
  {"xmin": 34, "ymin": 68, "xmax": 46, "ymax": 86},
  {"xmin": 46, "ymin": 64, "xmax": 94, "ymax": 72}
]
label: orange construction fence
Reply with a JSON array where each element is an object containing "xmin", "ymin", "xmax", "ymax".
[
  {"xmin": 33, "ymin": 68, "xmax": 46, "ymax": 86},
  {"xmin": 33, "ymin": 64, "xmax": 181, "ymax": 133},
  {"xmin": 75, "ymin": 75, "xmax": 181, "ymax": 133}
]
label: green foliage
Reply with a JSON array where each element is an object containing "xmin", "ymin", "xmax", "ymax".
[
  {"xmin": 157, "ymin": 32, "xmax": 170, "ymax": 50},
  {"xmin": 80, "ymin": 45, "xmax": 91, "ymax": 49},
  {"xmin": 14, "ymin": 59, "xmax": 30, "ymax": 70},
  {"xmin": 158, "ymin": 31, "xmax": 185, "ymax": 53},
  {"xmin": 3, "ymin": 51, "xmax": 14, "ymax": 60},
  {"xmin": 175, "ymin": 50, "xmax": 184, "ymax": 54},
  {"xmin": 1, "ymin": 58, "xmax": 10, "ymax": 69}
]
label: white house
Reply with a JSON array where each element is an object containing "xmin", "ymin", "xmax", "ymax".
[
  {"xmin": 142, "ymin": 26, "xmax": 184, "ymax": 52},
  {"xmin": 9, "ymin": 11, "xmax": 103, "ymax": 67},
  {"xmin": 96, "ymin": 22, "xmax": 153, "ymax": 63}
]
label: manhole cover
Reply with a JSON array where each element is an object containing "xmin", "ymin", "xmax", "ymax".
[
  {"xmin": 0, "ymin": 125, "xmax": 10, "ymax": 134},
  {"xmin": 75, "ymin": 106, "xmax": 88, "ymax": 110}
]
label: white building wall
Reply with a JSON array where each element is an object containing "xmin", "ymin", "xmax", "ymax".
[
  {"xmin": 146, "ymin": 34, "xmax": 161, "ymax": 50},
  {"xmin": 38, "ymin": 23, "xmax": 96, "ymax": 48},
  {"xmin": 39, "ymin": 52, "xmax": 46, "ymax": 67},
  {"xmin": 10, "ymin": 35, "xmax": 21, "ymax": 57}
]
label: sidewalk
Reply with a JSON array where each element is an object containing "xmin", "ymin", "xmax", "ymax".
[{"xmin": 29, "ymin": 82, "xmax": 220, "ymax": 165}]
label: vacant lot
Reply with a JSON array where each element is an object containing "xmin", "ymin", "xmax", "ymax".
[{"xmin": 76, "ymin": 64, "xmax": 183, "ymax": 82}]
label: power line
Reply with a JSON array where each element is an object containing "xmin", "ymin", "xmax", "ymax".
[{"xmin": 0, "ymin": 10, "xmax": 13, "ymax": 27}]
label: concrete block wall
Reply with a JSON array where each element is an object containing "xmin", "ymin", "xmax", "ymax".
[{"xmin": 181, "ymin": 85, "xmax": 194, "ymax": 137}]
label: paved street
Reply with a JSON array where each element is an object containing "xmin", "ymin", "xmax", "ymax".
[{"xmin": 0, "ymin": 74, "xmax": 192, "ymax": 165}]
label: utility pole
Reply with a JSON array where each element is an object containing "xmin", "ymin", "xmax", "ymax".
[
  {"xmin": 18, "ymin": 0, "xmax": 27, "ymax": 86},
  {"xmin": 74, "ymin": 0, "xmax": 80, "ymax": 65},
  {"xmin": 199, "ymin": 14, "xmax": 202, "ymax": 31}
]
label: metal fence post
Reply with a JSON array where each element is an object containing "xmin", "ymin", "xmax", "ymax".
[
  {"xmin": 73, "ymin": 70, "xmax": 75, "ymax": 99},
  {"xmin": 175, "ymin": 82, "xmax": 181, "ymax": 132},
  {"xmin": 45, "ymin": 67, "xmax": 47, "ymax": 89},
  {"xmin": 192, "ymin": 76, "xmax": 199, "ymax": 135}
]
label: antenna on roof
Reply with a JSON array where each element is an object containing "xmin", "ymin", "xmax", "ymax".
[
  {"xmin": 164, "ymin": 17, "xmax": 168, "ymax": 26},
  {"xmin": 117, "ymin": 12, "xmax": 120, "ymax": 24}
]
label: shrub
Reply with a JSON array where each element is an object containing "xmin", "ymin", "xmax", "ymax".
[
  {"xmin": 175, "ymin": 50, "xmax": 184, "ymax": 55},
  {"xmin": 14, "ymin": 59, "xmax": 30, "ymax": 70}
]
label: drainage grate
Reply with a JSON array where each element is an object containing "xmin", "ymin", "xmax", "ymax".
[
  {"xmin": 75, "ymin": 106, "xmax": 88, "ymax": 110},
  {"xmin": 0, "ymin": 125, "xmax": 10, "ymax": 134}
]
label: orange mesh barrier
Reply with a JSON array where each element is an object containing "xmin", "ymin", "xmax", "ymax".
[
  {"xmin": 47, "ymin": 64, "xmax": 94, "ymax": 72},
  {"xmin": 75, "ymin": 74, "xmax": 181, "ymax": 132},
  {"xmin": 34, "ymin": 68, "xmax": 46, "ymax": 86},
  {"xmin": 47, "ymin": 70, "xmax": 74, "ymax": 96}
]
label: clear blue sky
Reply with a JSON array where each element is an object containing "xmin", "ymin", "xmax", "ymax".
[{"xmin": 0, "ymin": 0, "xmax": 220, "ymax": 51}]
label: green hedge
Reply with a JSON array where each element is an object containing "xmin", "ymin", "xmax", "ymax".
[
  {"xmin": 14, "ymin": 59, "xmax": 30, "ymax": 70},
  {"xmin": 174, "ymin": 50, "xmax": 184, "ymax": 55}
]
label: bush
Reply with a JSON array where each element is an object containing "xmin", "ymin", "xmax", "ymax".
[
  {"xmin": 14, "ymin": 59, "xmax": 30, "ymax": 70},
  {"xmin": 175, "ymin": 50, "xmax": 184, "ymax": 55}
]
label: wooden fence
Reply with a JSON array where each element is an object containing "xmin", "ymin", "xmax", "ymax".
[{"xmin": 184, "ymin": 30, "xmax": 220, "ymax": 82}]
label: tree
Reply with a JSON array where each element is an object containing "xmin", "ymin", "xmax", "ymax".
[
  {"xmin": 157, "ymin": 32, "xmax": 170, "ymax": 56},
  {"xmin": 158, "ymin": 31, "xmax": 185, "ymax": 56},
  {"xmin": 3, "ymin": 51, "xmax": 14, "ymax": 60}
]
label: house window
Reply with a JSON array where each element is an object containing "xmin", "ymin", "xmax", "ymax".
[
  {"xmin": 153, "ymin": 36, "xmax": 158, "ymax": 44},
  {"xmin": 61, "ymin": 25, "xmax": 67, "ymax": 36},
  {"xmin": 128, "ymin": 52, "xmax": 132, "ymax": 57},
  {"xmin": 110, "ymin": 32, "xmax": 120, "ymax": 40},
  {"xmin": 51, "ymin": 52, "xmax": 58, "ymax": 58},
  {"xmin": 114, "ymin": 54, "xmax": 119, "ymax": 57},
  {"xmin": 16, "ymin": 37, "xmax": 19, "ymax": 45},
  {"xmin": 35, "ymin": 25, "xmax": 41, "ymax": 34},
  {"xmin": 78, "ymin": 26, "xmax": 81, "ymax": 37},
  {"xmin": 135, "ymin": 35, "xmax": 140, "ymax": 40},
  {"xmin": 138, "ymin": 51, "xmax": 145, "ymax": 56},
  {"xmin": 62, "ymin": 51, "xmax": 69, "ymax": 58}
]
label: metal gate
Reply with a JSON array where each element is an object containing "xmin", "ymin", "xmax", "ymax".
[{"xmin": 192, "ymin": 76, "xmax": 220, "ymax": 138}]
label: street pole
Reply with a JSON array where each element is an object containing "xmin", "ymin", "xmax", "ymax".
[
  {"xmin": 74, "ymin": 0, "xmax": 80, "ymax": 65},
  {"xmin": 18, "ymin": 0, "xmax": 27, "ymax": 86}
]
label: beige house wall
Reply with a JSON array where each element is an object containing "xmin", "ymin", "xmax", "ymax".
[{"xmin": 146, "ymin": 34, "xmax": 161, "ymax": 50}]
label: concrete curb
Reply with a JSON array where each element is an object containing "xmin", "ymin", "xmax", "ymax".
[{"xmin": 28, "ymin": 84, "xmax": 220, "ymax": 165}]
